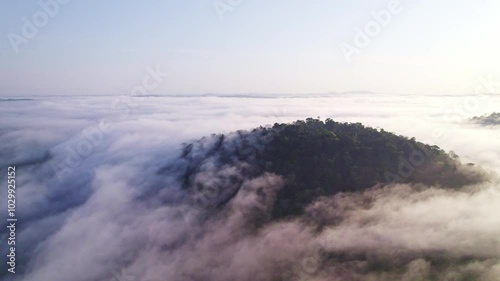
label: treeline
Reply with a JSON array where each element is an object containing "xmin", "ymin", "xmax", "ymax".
[
  {"xmin": 263, "ymin": 118, "xmax": 485, "ymax": 218},
  {"xmin": 167, "ymin": 118, "xmax": 486, "ymax": 220},
  {"xmin": 471, "ymin": 112, "xmax": 500, "ymax": 126}
]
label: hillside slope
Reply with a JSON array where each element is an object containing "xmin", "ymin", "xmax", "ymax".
[
  {"xmin": 471, "ymin": 112, "xmax": 500, "ymax": 126},
  {"xmin": 162, "ymin": 118, "xmax": 485, "ymax": 220}
]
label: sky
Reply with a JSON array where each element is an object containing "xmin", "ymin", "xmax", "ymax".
[{"xmin": 1, "ymin": 0, "xmax": 500, "ymax": 96}]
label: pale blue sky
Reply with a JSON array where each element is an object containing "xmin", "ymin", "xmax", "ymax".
[{"xmin": 1, "ymin": 0, "xmax": 499, "ymax": 96}]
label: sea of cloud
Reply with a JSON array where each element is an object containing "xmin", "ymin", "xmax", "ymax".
[{"xmin": 0, "ymin": 93, "xmax": 499, "ymax": 281}]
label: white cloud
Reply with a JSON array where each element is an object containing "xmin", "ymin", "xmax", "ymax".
[{"xmin": 1, "ymin": 93, "xmax": 499, "ymax": 280}]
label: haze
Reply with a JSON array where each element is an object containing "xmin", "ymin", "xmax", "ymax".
[{"xmin": 1, "ymin": 0, "xmax": 500, "ymax": 96}]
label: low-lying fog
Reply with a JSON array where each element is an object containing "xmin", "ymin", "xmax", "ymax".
[{"xmin": 1, "ymin": 93, "xmax": 499, "ymax": 281}]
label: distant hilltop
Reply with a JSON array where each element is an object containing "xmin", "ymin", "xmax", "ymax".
[
  {"xmin": 471, "ymin": 112, "xmax": 500, "ymax": 126},
  {"xmin": 163, "ymin": 118, "xmax": 486, "ymax": 220}
]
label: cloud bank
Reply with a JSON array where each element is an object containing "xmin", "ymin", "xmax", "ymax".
[{"xmin": 0, "ymin": 93, "xmax": 499, "ymax": 281}]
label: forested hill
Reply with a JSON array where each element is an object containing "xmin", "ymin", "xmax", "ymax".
[
  {"xmin": 471, "ymin": 112, "xmax": 500, "ymax": 126},
  {"xmin": 163, "ymin": 118, "xmax": 485, "ymax": 219}
]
